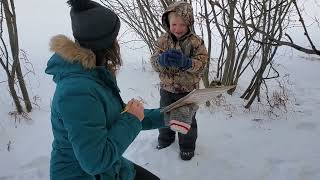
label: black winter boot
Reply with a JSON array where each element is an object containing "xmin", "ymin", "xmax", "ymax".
[{"xmin": 180, "ymin": 151, "xmax": 194, "ymax": 161}]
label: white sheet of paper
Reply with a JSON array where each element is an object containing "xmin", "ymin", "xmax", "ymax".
[{"xmin": 161, "ymin": 85, "xmax": 236, "ymax": 113}]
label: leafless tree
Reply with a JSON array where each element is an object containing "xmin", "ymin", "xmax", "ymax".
[
  {"xmin": 102, "ymin": 0, "xmax": 319, "ymax": 108},
  {"xmin": 207, "ymin": 0, "xmax": 295, "ymax": 107},
  {"xmin": 101, "ymin": 0, "xmax": 166, "ymax": 53},
  {"xmin": 212, "ymin": 0, "xmax": 318, "ymax": 107},
  {"xmin": 0, "ymin": 0, "xmax": 32, "ymax": 113},
  {"xmin": 193, "ymin": 0, "xmax": 212, "ymax": 87}
]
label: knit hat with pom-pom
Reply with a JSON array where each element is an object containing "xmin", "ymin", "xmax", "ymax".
[{"xmin": 67, "ymin": 0, "xmax": 120, "ymax": 50}]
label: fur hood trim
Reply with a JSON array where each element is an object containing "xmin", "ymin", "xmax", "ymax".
[{"xmin": 49, "ymin": 35, "xmax": 96, "ymax": 69}]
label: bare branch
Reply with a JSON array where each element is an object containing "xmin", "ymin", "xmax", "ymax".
[{"xmin": 291, "ymin": 0, "xmax": 320, "ymax": 54}]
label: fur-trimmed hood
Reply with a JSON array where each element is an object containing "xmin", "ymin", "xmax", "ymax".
[
  {"xmin": 45, "ymin": 35, "xmax": 115, "ymax": 85},
  {"xmin": 49, "ymin": 34, "xmax": 96, "ymax": 69}
]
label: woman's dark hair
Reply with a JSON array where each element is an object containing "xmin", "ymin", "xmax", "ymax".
[{"xmin": 93, "ymin": 40, "xmax": 122, "ymax": 75}]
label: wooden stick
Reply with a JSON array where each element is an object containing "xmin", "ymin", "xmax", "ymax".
[{"xmin": 158, "ymin": 47, "xmax": 165, "ymax": 52}]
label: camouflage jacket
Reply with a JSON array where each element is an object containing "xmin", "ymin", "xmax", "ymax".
[{"xmin": 150, "ymin": 1, "xmax": 208, "ymax": 93}]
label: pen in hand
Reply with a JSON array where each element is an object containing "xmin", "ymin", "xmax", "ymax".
[
  {"xmin": 121, "ymin": 99, "xmax": 144, "ymax": 114},
  {"xmin": 121, "ymin": 98, "xmax": 145, "ymax": 121},
  {"xmin": 121, "ymin": 107, "xmax": 129, "ymax": 114}
]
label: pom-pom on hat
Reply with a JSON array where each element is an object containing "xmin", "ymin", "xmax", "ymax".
[{"xmin": 67, "ymin": 0, "xmax": 120, "ymax": 51}]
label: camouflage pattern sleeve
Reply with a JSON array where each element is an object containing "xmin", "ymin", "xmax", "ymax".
[
  {"xmin": 150, "ymin": 35, "xmax": 167, "ymax": 73},
  {"xmin": 187, "ymin": 37, "xmax": 208, "ymax": 75}
]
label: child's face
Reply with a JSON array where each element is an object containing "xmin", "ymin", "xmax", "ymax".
[{"xmin": 169, "ymin": 13, "xmax": 188, "ymax": 39}]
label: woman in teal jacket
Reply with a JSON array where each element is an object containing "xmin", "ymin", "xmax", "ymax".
[{"xmin": 45, "ymin": 1, "xmax": 164, "ymax": 179}]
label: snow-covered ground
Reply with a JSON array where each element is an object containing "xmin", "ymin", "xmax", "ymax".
[
  {"xmin": 1, "ymin": 56, "xmax": 320, "ymax": 180},
  {"xmin": 0, "ymin": 0, "xmax": 319, "ymax": 180}
]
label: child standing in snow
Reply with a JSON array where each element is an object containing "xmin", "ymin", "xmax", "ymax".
[{"xmin": 150, "ymin": 1, "xmax": 208, "ymax": 160}]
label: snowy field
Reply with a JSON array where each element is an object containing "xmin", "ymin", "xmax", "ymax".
[{"xmin": 0, "ymin": 0, "xmax": 319, "ymax": 180}]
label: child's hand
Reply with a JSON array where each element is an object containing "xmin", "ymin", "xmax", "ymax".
[
  {"xmin": 158, "ymin": 49, "xmax": 192, "ymax": 70},
  {"xmin": 158, "ymin": 52, "xmax": 171, "ymax": 67},
  {"xmin": 125, "ymin": 99, "xmax": 144, "ymax": 121},
  {"xmin": 166, "ymin": 49, "xmax": 192, "ymax": 70}
]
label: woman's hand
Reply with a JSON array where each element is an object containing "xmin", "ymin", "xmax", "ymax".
[{"xmin": 125, "ymin": 99, "xmax": 144, "ymax": 121}]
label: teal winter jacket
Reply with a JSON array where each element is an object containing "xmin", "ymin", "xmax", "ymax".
[{"xmin": 45, "ymin": 35, "xmax": 164, "ymax": 180}]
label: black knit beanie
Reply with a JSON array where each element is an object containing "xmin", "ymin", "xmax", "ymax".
[{"xmin": 67, "ymin": 0, "xmax": 120, "ymax": 51}]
